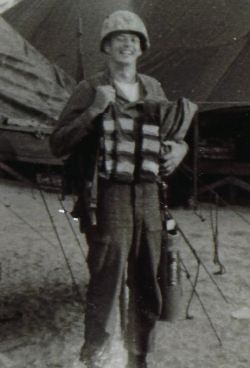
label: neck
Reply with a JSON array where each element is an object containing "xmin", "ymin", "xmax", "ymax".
[{"xmin": 108, "ymin": 60, "xmax": 137, "ymax": 83}]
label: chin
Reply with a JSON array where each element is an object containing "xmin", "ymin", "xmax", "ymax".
[{"xmin": 116, "ymin": 59, "xmax": 134, "ymax": 66}]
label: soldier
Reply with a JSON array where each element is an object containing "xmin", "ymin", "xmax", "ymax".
[{"xmin": 50, "ymin": 10, "xmax": 196, "ymax": 368}]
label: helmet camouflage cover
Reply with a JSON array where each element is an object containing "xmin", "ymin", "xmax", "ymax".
[{"xmin": 100, "ymin": 10, "xmax": 150, "ymax": 52}]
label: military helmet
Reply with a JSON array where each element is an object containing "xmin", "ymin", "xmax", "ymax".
[{"xmin": 100, "ymin": 10, "xmax": 150, "ymax": 53}]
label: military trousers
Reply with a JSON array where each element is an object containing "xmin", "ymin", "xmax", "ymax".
[{"xmin": 84, "ymin": 179, "xmax": 162, "ymax": 354}]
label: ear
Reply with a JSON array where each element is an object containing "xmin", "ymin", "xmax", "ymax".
[{"xmin": 103, "ymin": 41, "xmax": 111, "ymax": 54}]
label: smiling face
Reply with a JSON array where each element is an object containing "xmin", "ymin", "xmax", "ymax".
[{"xmin": 104, "ymin": 32, "xmax": 142, "ymax": 66}]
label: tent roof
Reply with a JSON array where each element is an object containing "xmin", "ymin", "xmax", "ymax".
[
  {"xmin": 0, "ymin": 15, "xmax": 74, "ymax": 122},
  {"xmin": 3, "ymin": 0, "xmax": 250, "ymax": 110},
  {"xmin": 3, "ymin": 0, "xmax": 130, "ymax": 81},
  {"xmin": 132, "ymin": 0, "xmax": 250, "ymax": 109},
  {"xmin": 0, "ymin": 0, "xmax": 22, "ymax": 13}
]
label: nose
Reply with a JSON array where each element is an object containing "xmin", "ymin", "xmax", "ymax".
[{"xmin": 123, "ymin": 36, "xmax": 133, "ymax": 47}]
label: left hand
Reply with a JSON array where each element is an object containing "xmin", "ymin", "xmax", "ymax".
[{"xmin": 160, "ymin": 141, "xmax": 188, "ymax": 176}]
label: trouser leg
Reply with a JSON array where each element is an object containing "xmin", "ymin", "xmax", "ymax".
[
  {"xmin": 84, "ymin": 226, "xmax": 132, "ymax": 349},
  {"xmin": 126, "ymin": 229, "xmax": 162, "ymax": 355}
]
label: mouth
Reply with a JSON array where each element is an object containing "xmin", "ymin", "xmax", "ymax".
[{"xmin": 120, "ymin": 50, "xmax": 134, "ymax": 55}]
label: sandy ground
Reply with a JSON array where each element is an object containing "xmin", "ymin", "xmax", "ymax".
[{"xmin": 0, "ymin": 179, "xmax": 250, "ymax": 368}]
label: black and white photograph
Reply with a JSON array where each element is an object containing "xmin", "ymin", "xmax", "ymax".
[{"xmin": 0, "ymin": 1, "xmax": 250, "ymax": 368}]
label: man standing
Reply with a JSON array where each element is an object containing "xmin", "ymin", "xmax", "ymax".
[{"xmin": 50, "ymin": 10, "xmax": 196, "ymax": 368}]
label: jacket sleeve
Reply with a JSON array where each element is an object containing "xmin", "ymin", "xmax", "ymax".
[
  {"xmin": 160, "ymin": 98, "xmax": 198, "ymax": 143},
  {"xmin": 158, "ymin": 82, "xmax": 168, "ymax": 100},
  {"xmin": 50, "ymin": 80, "xmax": 100, "ymax": 158}
]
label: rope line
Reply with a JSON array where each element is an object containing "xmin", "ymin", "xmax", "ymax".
[
  {"xmin": 47, "ymin": 174, "xmax": 88, "ymax": 263},
  {"xmin": 209, "ymin": 195, "xmax": 226, "ymax": 275},
  {"xmin": 194, "ymin": 205, "xmax": 206, "ymax": 222},
  {"xmin": 1, "ymin": 178, "xmax": 86, "ymax": 306},
  {"xmin": 180, "ymin": 258, "xmax": 222, "ymax": 345},
  {"xmin": 0, "ymin": 198, "xmax": 57, "ymax": 249},
  {"xmin": 185, "ymin": 260, "xmax": 201, "ymax": 319},
  {"xmin": 38, "ymin": 186, "xmax": 84, "ymax": 306},
  {"xmin": 181, "ymin": 164, "xmax": 250, "ymax": 227},
  {"xmin": 166, "ymin": 207, "xmax": 229, "ymax": 304}
]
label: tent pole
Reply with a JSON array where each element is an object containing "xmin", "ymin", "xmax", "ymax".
[
  {"xmin": 76, "ymin": 18, "xmax": 85, "ymax": 82},
  {"xmin": 193, "ymin": 113, "xmax": 199, "ymax": 209}
]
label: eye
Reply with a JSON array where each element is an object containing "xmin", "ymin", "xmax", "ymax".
[
  {"xmin": 116, "ymin": 35, "xmax": 126, "ymax": 42},
  {"xmin": 131, "ymin": 36, "xmax": 140, "ymax": 43}
]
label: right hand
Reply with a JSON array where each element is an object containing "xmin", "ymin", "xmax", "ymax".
[{"xmin": 91, "ymin": 85, "xmax": 116, "ymax": 112}]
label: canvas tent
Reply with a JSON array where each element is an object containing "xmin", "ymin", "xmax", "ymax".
[
  {"xmin": 0, "ymin": 0, "xmax": 22, "ymax": 14},
  {"xmin": 0, "ymin": 0, "xmax": 131, "ymax": 182},
  {"xmin": 132, "ymin": 0, "xmax": 250, "ymax": 109},
  {"xmin": 0, "ymin": 14, "xmax": 75, "ymax": 169},
  {"xmin": 3, "ymin": 0, "xmax": 250, "ymax": 110},
  {"xmin": 2, "ymin": 0, "xmax": 131, "ymax": 82},
  {"xmin": 2, "ymin": 0, "xmax": 250, "ymax": 195},
  {"xmin": 0, "ymin": 16, "xmax": 74, "ymax": 122}
]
